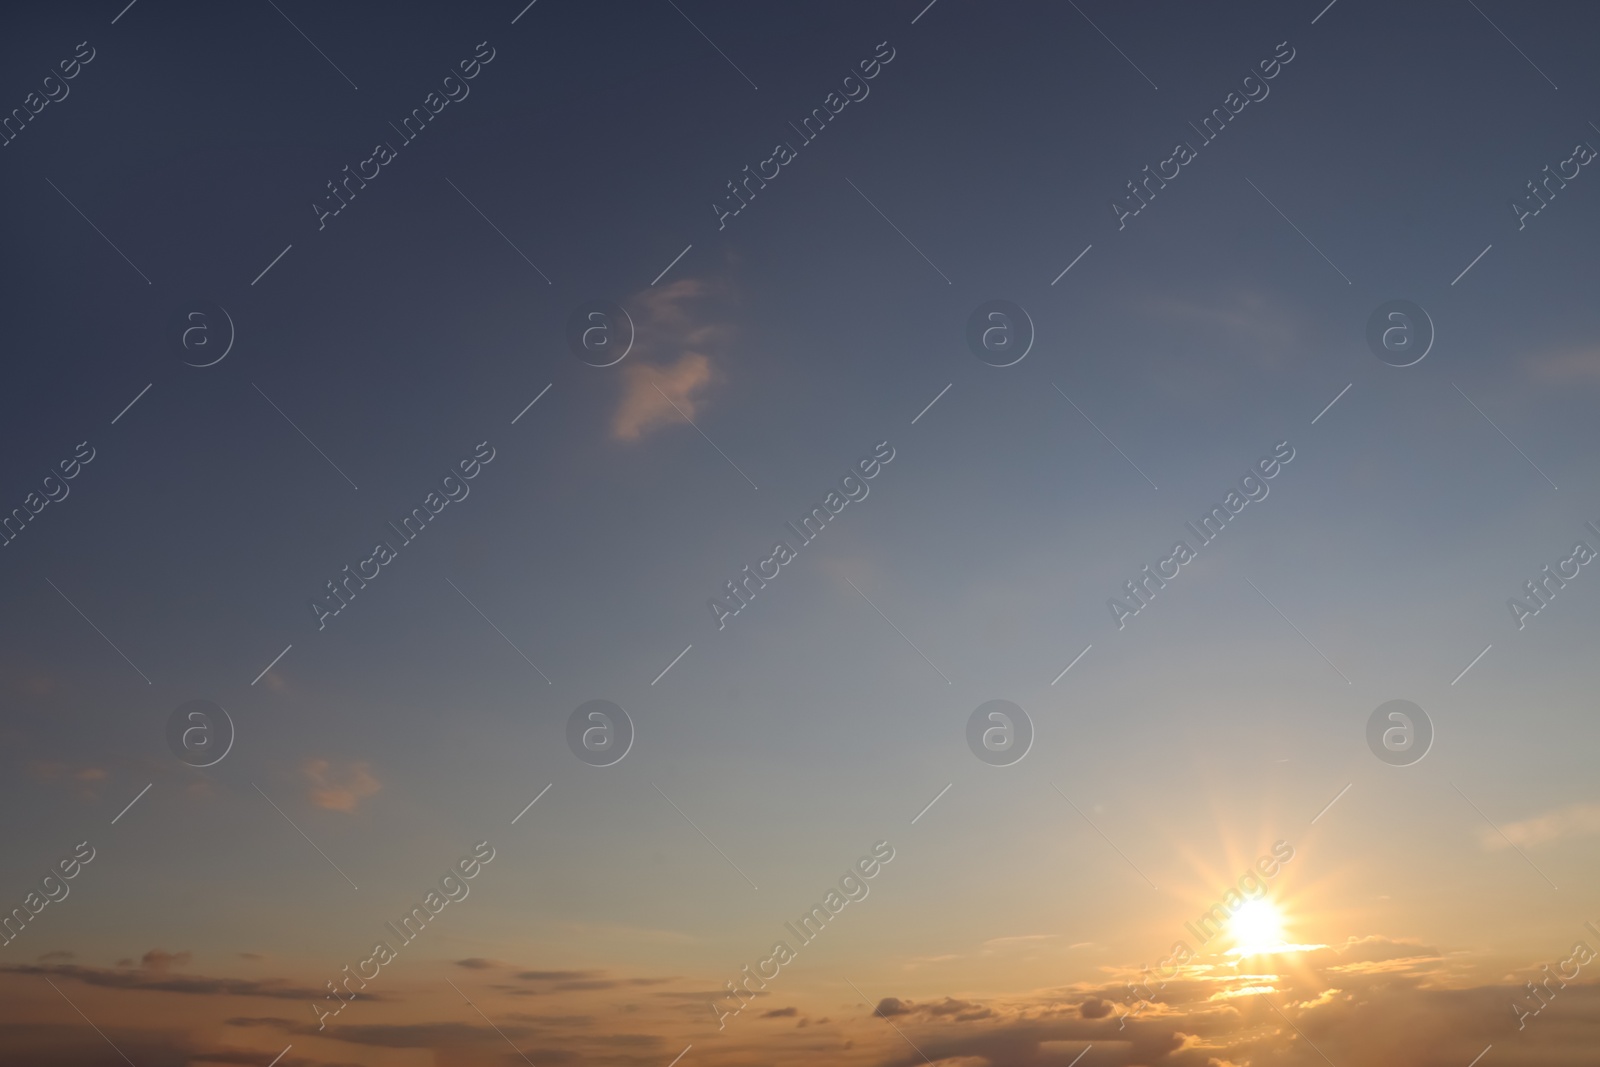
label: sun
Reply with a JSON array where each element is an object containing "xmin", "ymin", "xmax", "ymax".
[{"xmin": 1228, "ymin": 898, "xmax": 1284, "ymax": 956}]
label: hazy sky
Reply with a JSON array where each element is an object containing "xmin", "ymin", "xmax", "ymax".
[{"xmin": 3, "ymin": 2, "xmax": 1600, "ymax": 1065}]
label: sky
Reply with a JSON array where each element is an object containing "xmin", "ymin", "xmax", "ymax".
[{"xmin": 2, "ymin": 1, "xmax": 1600, "ymax": 1065}]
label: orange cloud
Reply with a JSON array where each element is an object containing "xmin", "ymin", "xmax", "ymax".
[
  {"xmin": 301, "ymin": 758, "xmax": 381, "ymax": 813},
  {"xmin": 608, "ymin": 277, "xmax": 731, "ymax": 442},
  {"xmin": 612, "ymin": 352, "xmax": 714, "ymax": 442}
]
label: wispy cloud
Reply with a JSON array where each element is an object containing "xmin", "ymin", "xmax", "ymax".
[
  {"xmin": 1479, "ymin": 800, "xmax": 1600, "ymax": 850},
  {"xmin": 302, "ymin": 758, "xmax": 381, "ymax": 813}
]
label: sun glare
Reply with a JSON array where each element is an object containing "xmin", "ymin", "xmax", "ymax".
[{"xmin": 1228, "ymin": 899, "xmax": 1284, "ymax": 956}]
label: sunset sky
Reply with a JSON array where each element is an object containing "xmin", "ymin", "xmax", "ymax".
[{"xmin": 3, "ymin": 1, "xmax": 1600, "ymax": 1065}]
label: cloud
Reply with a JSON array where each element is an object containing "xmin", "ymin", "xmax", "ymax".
[
  {"xmin": 454, "ymin": 957, "xmax": 498, "ymax": 970},
  {"xmin": 761, "ymin": 1006, "xmax": 798, "ymax": 1018},
  {"xmin": 612, "ymin": 352, "xmax": 714, "ymax": 442},
  {"xmin": 140, "ymin": 949, "xmax": 192, "ymax": 974},
  {"xmin": 301, "ymin": 758, "xmax": 380, "ymax": 813},
  {"xmin": 0, "ymin": 961, "xmax": 345, "ymax": 1001},
  {"xmin": 609, "ymin": 277, "xmax": 731, "ymax": 443},
  {"xmin": 1525, "ymin": 348, "xmax": 1600, "ymax": 384},
  {"xmin": 1479, "ymin": 801, "xmax": 1600, "ymax": 851}
]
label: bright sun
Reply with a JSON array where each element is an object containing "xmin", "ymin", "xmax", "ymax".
[{"xmin": 1228, "ymin": 899, "xmax": 1284, "ymax": 956}]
